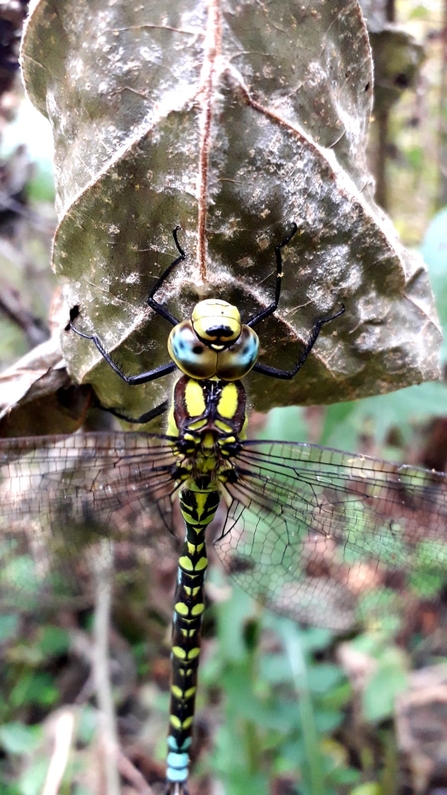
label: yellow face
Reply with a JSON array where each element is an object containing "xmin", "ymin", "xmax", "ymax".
[
  {"xmin": 167, "ymin": 299, "xmax": 260, "ymax": 382},
  {"xmin": 191, "ymin": 300, "xmax": 242, "ymax": 350}
]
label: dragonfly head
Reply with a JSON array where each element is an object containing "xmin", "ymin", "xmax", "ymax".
[
  {"xmin": 191, "ymin": 299, "xmax": 241, "ymax": 351},
  {"xmin": 168, "ymin": 300, "xmax": 259, "ymax": 381}
]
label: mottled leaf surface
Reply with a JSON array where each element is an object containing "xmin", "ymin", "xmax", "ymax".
[{"xmin": 21, "ymin": 0, "xmax": 441, "ymax": 418}]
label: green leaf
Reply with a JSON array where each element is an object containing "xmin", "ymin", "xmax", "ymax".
[
  {"xmin": 18, "ymin": 758, "xmax": 50, "ymax": 795},
  {"xmin": 321, "ymin": 381, "xmax": 447, "ymax": 449},
  {"xmin": 362, "ymin": 649, "xmax": 408, "ymax": 723},
  {"xmin": 307, "ymin": 664, "xmax": 345, "ymax": 695},
  {"xmin": 314, "ymin": 709, "xmax": 344, "ymax": 733},
  {"xmin": 0, "ymin": 722, "xmax": 41, "ymax": 754},
  {"xmin": 10, "ymin": 673, "xmax": 58, "ymax": 710},
  {"xmin": 76, "ymin": 705, "xmax": 98, "ymax": 745},
  {"xmin": 258, "ymin": 406, "xmax": 308, "ymax": 442},
  {"xmin": 37, "ymin": 626, "xmax": 70, "ymax": 656},
  {"xmin": 422, "ymin": 206, "xmax": 447, "ymax": 362}
]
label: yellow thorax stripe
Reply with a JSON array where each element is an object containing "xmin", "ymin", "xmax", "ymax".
[{"xmin": 184, "ymin": 380, "xmax": 206, "ymax": 418}]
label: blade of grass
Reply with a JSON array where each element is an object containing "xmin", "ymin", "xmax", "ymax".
[{"xmin": 277, "ymin": 619, "xmax": 326, "ymax": 795}]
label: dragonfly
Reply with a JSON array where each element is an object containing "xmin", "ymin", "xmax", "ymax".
[{"xmin": 1, "ymin": 224, "xmax": 447, "ymax": 794}]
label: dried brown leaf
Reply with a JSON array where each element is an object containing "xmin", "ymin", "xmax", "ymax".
[{"xmin": 21, "ymin": 0, "xmax": 441, "ymax": 417}]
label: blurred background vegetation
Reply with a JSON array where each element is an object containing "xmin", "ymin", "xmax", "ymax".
[{"xmin": 1, "ymin": 1, "xmax": 447, "ymax": 794}]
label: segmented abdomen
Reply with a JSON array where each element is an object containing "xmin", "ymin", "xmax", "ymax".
[{"xmin": 166, "ymin": 487, "xmax": 221, "ymax": 789}]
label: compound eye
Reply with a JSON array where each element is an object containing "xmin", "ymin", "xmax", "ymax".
[
  {"xmin": 216, "ymin": 326, "xmax": 259, "ymax": 380},
  {"xmin": 168, "ymin": 321, "xmax": 217, "ymax": 379},
  {"xmin": 192, "ymin": 299, "xmax": 241, "ymax": 350}
]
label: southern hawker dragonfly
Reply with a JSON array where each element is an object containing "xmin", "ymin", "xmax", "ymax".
[{"xmin": 1, "ymin": 226, "xmax": 446, "ymax": 794}]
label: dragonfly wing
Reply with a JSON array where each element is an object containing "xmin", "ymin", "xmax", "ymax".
[
  {"xmin": 214, "ymin": 440, "xmax": 447, "ymax": 631},
  {"xmin": 0, "ymin": 432, "xmax": 180, "ymax": 608}
]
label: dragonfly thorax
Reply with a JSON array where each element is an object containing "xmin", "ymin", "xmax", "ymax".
[
  {"xmin": 167, "ymin": 375, "xmax": 247, "ymax": 466},
  {"xmin": 168, "ymin": 300, "xmax": 259, "ymax": 381}
]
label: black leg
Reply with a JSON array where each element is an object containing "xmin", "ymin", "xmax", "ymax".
[
  {"xmin": 246, "ymin": 223, "xmax": 298, "ymax": 328},
  {"xmin": 68, "ymin": 228, "xmax": 188, "ymax": 385},
  {"xmin": 104, "ymin": 400, "xmax": 169, "ymax": 424},
  {"xmin": 146, "ymin": 226, "xmax": 186, "ymax": 326},
  {"xmin": 253, "ymin": 305, "xmax": 345, "ymax": 380},
  {"xmin": 69, "ymin": 322, "xmax": 176, "ymax": 385}
]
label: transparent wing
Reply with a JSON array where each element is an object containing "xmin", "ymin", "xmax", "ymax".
[
  {"xmin": 215, "ymin": 440, "xmax": 447, "ymax": 631},
  {"xmin": 0, "ymin": 432, "xmax": 180, "ymax": 608}
]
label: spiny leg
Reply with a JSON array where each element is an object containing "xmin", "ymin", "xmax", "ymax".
[
  {"xmin": 253, "ymin": 304, "xmax": 345, "ymax": 379},
  {"xmin": 246, "ymin": 222, "xmax": 298, "ymax": 328},
  {"xmin": 103, "ymin": 401, "xmax": 169, "ymax": 425},
  {"xmin": 242, "ymin": 223, "xmax": 344, "ymax": 378},
  {"xmin": 67, "ymin": 227, "xmax": 187, "ymax": 386},
  {"xmin": 68, "ymin": 312, "xmax": 176, "ymax": 386},
  {"xmin": 147, "ymin": 226, "xmax": 186, "ymax": 325}
]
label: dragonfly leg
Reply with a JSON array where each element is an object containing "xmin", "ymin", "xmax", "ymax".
[
  {"xmin": 147, "ymin": 226, "xmax": 186, "ymax": 326},
  {"xmin": 246, "ymin": 222, "xmax": 298, "ymax": 328},
  {"xmin": 252, "ymin": 304, "xmax": 345, "ymax": 379},
  {"xmin": 67, "ymin": 227, "xmax": 188, "ymax": 385},
  {"xmin": 104, "ymin": 400, "xmax": 169, "ymax": 424},
  {"xmin": 68, "ymin": 307, "xmax": 177, "ymax": 385}
]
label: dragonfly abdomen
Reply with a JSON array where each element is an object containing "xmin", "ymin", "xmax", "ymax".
[{"xmin": 167, "ymin": 487, "xmax": 220, "ymax": 791}]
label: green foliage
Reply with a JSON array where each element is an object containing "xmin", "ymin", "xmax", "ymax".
[
  {"xmin": 201, "ymin": 578, "xmax": 355, "ymax": 795},
  {"xmin": 13, "ymin": 758, "xmax": 49, "ymax": 795},
  {"xmin": 26, "ymin": 165, "xmax": 55, "ymax": 204},
  {"xmin": 351, "ymin": 784, "xmax": 383, "ymax": 795},
  {"xmin": 0, "ymin": 722, "xmax": 41, "ymax": 755},
  {"xmin": 0, "ymin": 614, "xmax": 19, "ymax": 641},
  {"xmin": 362, "ymin": 648, "xmax": 409, "ymax": 723},
  {"xmin": 201, "ymin": 588, "xmax": 408, "ymax": 794}
]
